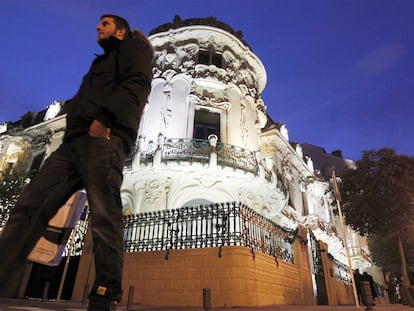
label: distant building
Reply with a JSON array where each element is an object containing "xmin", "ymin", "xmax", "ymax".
[
  {"xmin": 0, "ymin": 16, "xmax": 372, "ymax": 307},
  {"xmin": 301, "ymin": 143, "xmax": 356, "ymax": 179}
]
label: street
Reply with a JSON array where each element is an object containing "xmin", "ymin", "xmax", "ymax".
[{"xmin": 0, "ymin": 298, "xmax": 412, "ymax": 311}]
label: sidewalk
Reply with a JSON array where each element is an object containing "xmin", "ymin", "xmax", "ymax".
[{"xmin": 0, "ymin": 298, "xmax": 412, "ymax": 311}]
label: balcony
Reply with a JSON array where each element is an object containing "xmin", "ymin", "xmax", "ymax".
[{"xmin": 125, "ymin": 135, "xmax": 259, "ymax": 175}]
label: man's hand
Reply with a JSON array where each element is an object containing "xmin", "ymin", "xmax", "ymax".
[{"xmin": 89, "ymin": 119, "xmax": 111, "ymax": 140}]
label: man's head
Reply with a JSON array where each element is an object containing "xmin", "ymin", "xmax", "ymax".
[{"xmin": 96, "ymin": 14, "xmax": 130, "ymax": 43}]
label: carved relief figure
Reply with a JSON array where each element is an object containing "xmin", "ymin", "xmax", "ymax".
[
  {"xmin": 161, "ymin": 82, "xmax": 173, "ymax": 131},
  {"xmin": 239, "ymin": 97, "xmax": 249, "ymax": 147},
  {"xmin": 175, "ymin": 43, "xmax": 199, "ymax": 71}
]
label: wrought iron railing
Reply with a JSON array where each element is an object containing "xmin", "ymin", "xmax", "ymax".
[
  {"xmin": 161, "ymin": 138, "xmax": 210, "ymax": 165},
  {"xmin": 349, "ymin": 246, "xmax": 372, "ymax": 264},
  {"xmin": 309, "ymin": 232, "xmax": 324, "ymax": 276},
  {"xmin": 62, "ymin": 211, "xmax": 90, "ymax": 257},
  {"xmin": 216, "ymin": 142, "xmax": 258, "ymax": 174},
  {"xmin": 333, "ymin": 258, "xmax": 351, "ymax": 284},
  {"xmin": 123, "ymin": 202, "xmax": 294, "ymax": 263},
  {"xmin": 125, "ymin": 138, "xmax": 259, "ymax": 175}
]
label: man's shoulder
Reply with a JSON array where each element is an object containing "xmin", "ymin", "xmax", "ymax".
[
  {"xmin": 121, "ymin": 36, "xmax": 152, "ymax": 53},
  {"xmin": 118, "ymin": 37, "xmax": 154, "ymax": 68}
]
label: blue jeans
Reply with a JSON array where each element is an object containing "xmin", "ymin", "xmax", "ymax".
[{"xmin": 0, "ymin": 134, "xmax": 126, "ymax": 301}]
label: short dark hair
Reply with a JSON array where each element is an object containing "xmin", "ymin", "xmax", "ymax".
[{"xmin": 101, "ymin": 14, "xmax": 131, "ymax": 33}]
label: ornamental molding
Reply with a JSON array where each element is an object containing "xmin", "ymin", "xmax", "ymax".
[
  {"xmin": 150, "ymin": 25, "xmax": 266, "ymax": 94},
  {"xmin": 188, "ymin": 94, "xmax": 231, "ymax": 111}
]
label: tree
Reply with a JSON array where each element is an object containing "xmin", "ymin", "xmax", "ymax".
[
  {"xmin": 340, "ymin": 148, "xmax": 414, "ymax": 286},
  {"xmin": 368, "ymin": 229, "xmax": 414, "ymax": 280}
]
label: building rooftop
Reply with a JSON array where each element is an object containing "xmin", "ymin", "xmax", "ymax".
[{"xmin": 149, "ymin": 15, "xmax": 251, "ymax": 49}]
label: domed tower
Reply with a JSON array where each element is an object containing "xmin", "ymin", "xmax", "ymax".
[
  {"xmin": 121, "ymin": 16, "xmax": 288, "ymax": 217},
  {"xmin": 142, "ymin": 15, "xmax": 266, "ymax": 149}
]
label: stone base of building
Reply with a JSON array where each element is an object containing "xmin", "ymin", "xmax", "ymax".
[
  {"xmin": 72, "ymin": 243, "xmax": 357, "ymax": 308},
  {"xmin": 73, "ymin": 246, "xmax": 312, "ymax": 308},
  {"xmin": 336, "ymin": 281, "xmax": 355, "ymax": 305}
]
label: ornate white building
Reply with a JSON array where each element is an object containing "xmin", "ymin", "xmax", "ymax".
[{"xmin": 0, "ymin": 16, "xmax": 373, "ymax": 306}]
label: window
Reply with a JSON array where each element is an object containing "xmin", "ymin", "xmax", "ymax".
[
  {"xmin": 197, "ymin": 50, "xmax": 223, "ymax": 68},
  {"xmin": 287, "ymin": 179, "xmax": 296, "ymax": 209},
  {"xmin": 302, "ymin": 192, "xmax": 309, "ymax": 216},
  {"xmin": 193, "ymin": 109, "xmax": 220, "ymax": 140},
  {"xmin": 212, "ymin": 54, "xmax": 222, "ymax": 67},
  {"xmin": 30, "ymin": 151, "xmax": 45, "ymax": 173},
  {"xmin": 198, "ymin": 50, "xmax": 210, "ymax": 65}
]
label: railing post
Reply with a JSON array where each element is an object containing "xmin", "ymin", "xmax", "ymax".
[
  {"xmin": 203, "ymin": 287, "xmax": 211, "ymax": 310},
  {"xmin": 42, "ymin": 282, "xmax": 49, "ymax": 302},
  {"xmin": 255, "ymin": 150, "xmax": 265, "ymax": 179},
  {"xmin": 153, "ymin": 133, "xmax": 165, "ymax": 167},
  {"xmin": 126, "ymin": 285, "xmax": 134, "ymax": 310},
  {"xmin": 132, "ymin": 135, "xmax": 145, "ymax": 169},
  {"xmin": 208, "ymin": 134, "xmax": 218, "ymax": 170}
]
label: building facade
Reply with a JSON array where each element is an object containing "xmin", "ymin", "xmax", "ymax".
[{"xmin": 0, "ymin": 16, "xmax": 373, "ymax": 307}]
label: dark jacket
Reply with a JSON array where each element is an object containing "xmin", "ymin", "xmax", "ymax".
[{"xmin": 63, "ymin": 35, "xmax": 153, "ymax": 153}]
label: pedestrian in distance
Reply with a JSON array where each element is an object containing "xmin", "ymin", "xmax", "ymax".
[
  {"xmin": 363, "ymin": 271, "xmax": 378, "ymax": 305},
  {"xmin": 354, "ymin": 269, "xmax": 364, "ymax": 305},
  {"xmin": 0, "ymin": 14, "xmax": 153, "ymax": 311}
]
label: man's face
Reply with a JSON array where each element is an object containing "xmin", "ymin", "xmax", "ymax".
[{"xmin": 96, "ymin": 17, "xmax": 125, "ymax": 42}]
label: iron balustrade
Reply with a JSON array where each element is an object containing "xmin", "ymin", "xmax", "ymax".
[
  {"xmin": 0, "ymin": 201, "xmax": 293, "ymax": 263},
  {"xmin": 216, "ymin": 142, "xmax": 258, "ymax": 174},
  {"xmin": 125, "ymin": 138, "xmax": 259, "ymax": 175},
  {"xmin": 62, "ymin": 211, "xmax": 90, "ymax": 257},
  {"xmin": 123, "ymin": 202, "xmax": 294, "ymax": 263},
  {"xmin": 333, "ymin": 258, "xmax": 351, "ymax": 284},
  {"xmin": 161, "ymin": 138, "xmax": 210, "ymax": 165}
]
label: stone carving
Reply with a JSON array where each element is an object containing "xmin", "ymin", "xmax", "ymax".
[
  {"xmin": 240, "ymin": 99, "xmax": 248, "ymax": 145},
  {"xmin": 141, "ymin": 178, "xmax": 171, "ymax": 212},
  {"xmin": 194, "ymin": 64, "xmax": 228, "ymax": 82},
  {"xmin": 255, "ymin": 99, "xmax": 267, "ymax": 129},
  {"xmin": 236, "ymin": 69, "xmax": 254, "ymax": 87},
  {"xmin": 197, "ymin": 174, "xmax": 222, "ymax": 188},
  {"xmin": 222, "ymin": 50, "xmax": 241, "ymax": 72},
  {"xmin": 261, "ymin": 141, "xmax": 278, "ymax": 158},
  {"xmin": 144, "ymin": 180, "xmax": 164, "ymax": 204},
  {"xmin": 176, "ymin": 43, "xmax": 199, "ymax": 71},
  {"xmin": 189, "ymin": 80, "xmax": 231, "ymax": 110},
  {"xmin": 154, "ymin": 43, "xmax": 199, "ymax": 73},
  {"xmin": 152, "ymin": 38, "xmax": 259, "ymax": 99},
  {"xmin": 0, "ymin": 123, "xmax": 7, "ymax": 134},
  {"xmin": 44, "ymin": 101, "xmax": 62, "ymax": 121},
  {"xmin": 161, "ymin": 82, "xmax": 172, "ymax": 131}
]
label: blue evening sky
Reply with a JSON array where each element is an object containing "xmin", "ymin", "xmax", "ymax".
[{"xmin": 0, "ymin": 0, "xmax": 413, "ymax": 160}]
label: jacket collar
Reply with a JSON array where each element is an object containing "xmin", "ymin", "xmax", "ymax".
[{"xmin": 98, "ymin": 35, "xmax": 123, "ymax": 54}]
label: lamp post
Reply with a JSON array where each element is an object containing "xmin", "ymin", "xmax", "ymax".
[{"xmin": 331, "ymin": 169, "xmax": 360, "ymax": 309}]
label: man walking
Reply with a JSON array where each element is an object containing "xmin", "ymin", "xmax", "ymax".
[{"xmin": 0, "ymin": 14, "xmax": 153, "ymax": 311}]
